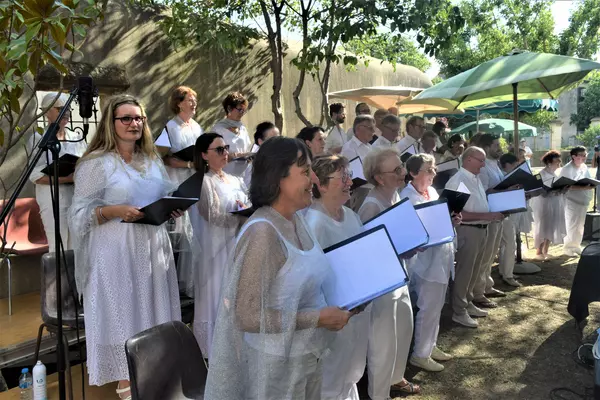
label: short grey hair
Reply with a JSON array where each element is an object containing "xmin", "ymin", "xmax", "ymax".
[
  {"xmin": 381, "ymin": 114, "xmax": 401, "ymax": 126},
  {"xmin": 463, "ymin": 146, "xmax": 485, "ymax": 160},
  {"xmin": 363, "ymin": 148, "xmax": 402, "ymax": 186},
  {"xmin": 353, "ymin": 114, "xmax": 375, "ymax": 131},
  {"xmin": 406, "ymin": 153, "xmax": 436, "ymax": 180}
]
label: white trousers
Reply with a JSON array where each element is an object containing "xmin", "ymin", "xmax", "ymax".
[
  {"xmin": 474, "ymin": 221, "xmax": 502, "ymax": 300},
  {"xmin": 411, "ymin": 277, "xmax": 447, "ymax": 359},
  {"xmin": 563, "ymin": 199, "xmax": 588, "ymax": 251},
  {"xmin": 367, "ymin": 286, "xmax": 413, "ymax": 400},
  {"xmin": 39, "ymin": 205, "xmax": 70, "ymax": 253},
  {"xmin": 498, "ymin": 218, "xmax": 516, "ymax": 279}
]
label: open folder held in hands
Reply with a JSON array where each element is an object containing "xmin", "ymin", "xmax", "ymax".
[
  {"xmin": 123, "ymin": 171, "xmax": 204, "ymax": 226},
  {"xmin": 439, "ymin": 182, "xmax": 471, "ymax": 214},
  {"xmin": 322, "ymin": 225, "xmax": 409, "ymax": 310},
  {"xmin": 487, "ymin": 188, "xmax": 527, "ymax": 214}
]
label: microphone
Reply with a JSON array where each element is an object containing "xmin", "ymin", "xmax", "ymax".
[{"xmin": 77, "ymin": 76, "xmax": 95, "ymax": 140}]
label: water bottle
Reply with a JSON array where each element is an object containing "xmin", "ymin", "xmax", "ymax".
[
  {"xmin": 18, "ymin": 368, "xmax": 32, "ymax": 400},
  {"xmin": 32, "ymin": 361, "xmax": 47, "ymax": 400}
]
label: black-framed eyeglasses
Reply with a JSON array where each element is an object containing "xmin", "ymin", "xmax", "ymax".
[
  {"xmin": 357, "ymin": 124, "xmax": 375, "ymax": 132},
  {"xmin": 207, "ymin": 145, "xmax": 230, "ymax": 155},
  {"xmin": 114, "ymin": 116, "xmax": 147, "ymax": 125},
  {"xmin": 380, "ymin": 166, "xmax": 405, "ymax": 176}
]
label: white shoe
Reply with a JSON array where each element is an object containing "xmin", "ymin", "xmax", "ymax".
[
  {"xmin": 503, "ymin": 277, "xmax": 523, "ymax": 287},
  {"xmin": 452, "ymin": 313, "xmax": 478, "ymax": 328},
  {"xmin": 467, "ymin": 303, "xmax": 488, "ymax": 317},
  {"xmin": 431, "ymin": 346, "xmax": 453, "ymax": 361},
  {"xmin": 564, "ymin": 249, "xmax": 578, "ymax": 257},
  {"xmin": 574, "ymin": 247, "xmax": 583, "ymax": 255},
  {"xmin": 410, "ymin": 356, "xmax": 444, "ymax": 372}
]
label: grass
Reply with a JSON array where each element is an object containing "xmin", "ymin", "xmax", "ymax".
[{"xmin": 392, "ymin": 243, "xmax": 600, "ymax": 400}]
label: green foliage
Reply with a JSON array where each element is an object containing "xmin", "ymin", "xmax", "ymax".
[
  {"xmin": 519, "ymin": 110, "xmax": 558, "ymax": 132},
  {"xmin": 344, "ymin": 34, "xmax": 431, "ymax": 72},
  {"xmin": 576, "ymin": 124, "xmax": 600, "ymax": 147},
  {"xmin": 571, "ymin": 72, "xmax": 600, "ymax": 130},
  {"xmin": 0, "ymin": 0, "xmax": 102, "ymax": 164},
  {"xmin": 436, "ymin": 0, "xmax": 600, "ymax": 77},
  {"xmin": 499, "ymin": 137, "xmax": 509, "ymax": 153}
]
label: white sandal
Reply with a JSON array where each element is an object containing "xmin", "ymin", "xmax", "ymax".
[{"xmin": 116, "ymin": 386, "xmax": 132, "ymax": 400}]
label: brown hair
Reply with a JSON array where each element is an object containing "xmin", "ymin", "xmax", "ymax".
[
  {"xmin": 311, "ymin": 154, "xmax": 349, "ymax": 198},
  {"xmin": 169, "ymin": 86, "xmax": 197, "ymax": 115},
  {"xmin": 222, "ymin": 92, "xmax": 248, "ymax": 115},
  {"xmin": 542, "ymin": 150, "xmax": 561, "ymax": 165},
  {"xmin": 81, "ymin": 94, "xmax": 156, "ymax": 160}
]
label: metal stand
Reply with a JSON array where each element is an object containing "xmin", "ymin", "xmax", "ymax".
[
  {"xmin": 514, "ymin": 231, "xmax": 541, "ymax": 274},
  {"xmin": 0, "ymin": 89, "xmax": 79, "ymax": 400}
]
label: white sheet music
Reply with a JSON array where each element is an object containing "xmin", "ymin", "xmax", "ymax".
[
  {"xmin": 437, "ymin": 158, "xmax": 460, "ymax": 173},
  {"xmin": 155, "ymin": 130, "xmax": 171, "ymax": 147},
  {"xmin": 363, "ymin": 199, "xmax": 428, "ymax": 254},
  {"xmin": 488, "ymin": 189, "xmax": 527, "ymax": 213},
  {"xmin": 415, "ymin": 201, "xmax": 455, "ymax": 247},
  {"xmin": 349, "ymin": 157, "xmax": 366, "ymax": 181},
  {"xmin": 251, "ymin": 143, "xmax": 260, "ymax": 153},
  {"xmin": 323, "ymin": 227, "xmax": 408, "ymax": 309},
  {"xmin": 457, "ymin": 181, "xmax": 470, "ymax": 194}
]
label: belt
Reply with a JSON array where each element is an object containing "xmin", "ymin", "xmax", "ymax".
[{"xmin": 462, "ymin": 223, "xmax": 488, "ymax": 229}]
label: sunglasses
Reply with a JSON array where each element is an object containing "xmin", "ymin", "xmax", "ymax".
[
  {"xmin": 207, "ymin": 145, "xmax": 230, "ymax": 155},
  {"xmin": 114, "ymin": 116, "xmax": 147, "ymax": 125}
]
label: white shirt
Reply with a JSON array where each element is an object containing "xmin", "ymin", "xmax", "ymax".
[
  {"xmin": 396, "ymin": 134, "xmax": 422, "ymax": 154},
  {"xmin": 341, "ymin": 135, "xmax": 372, "ymax": 161},
  {"xmin": 211, "ymin": 123, "xmax": 252, "ymax": 177},
  {"xmin": 371, "ymin": 135, "xmax": 393, "ymax": 150},
  {"xmin": 560, "ymin": 161, "xmax": 593, "ymax": 206},
  {"xmin": 325, "ymin": 125, "xmax": 348, "ymax": 153},
  {"xmin": 479, "ymin": 158, "xmax": 504, "ymax": 191},
  {"xmin": 445, "ymin": 167, "xmax": 489, "ymax": 224}
]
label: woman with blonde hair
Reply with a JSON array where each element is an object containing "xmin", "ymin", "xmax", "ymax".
[
  {"xmin": 69, "ymin": 94, "xmax": 182, "ymax": 399},
  {"xmin": 358, "ymin": 148, "xmax": 420, "ymax": 397}
]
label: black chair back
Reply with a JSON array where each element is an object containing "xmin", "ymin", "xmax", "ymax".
[
  {"xmin": 125, "ymin": 321, "xmax": 207, "ymax": 400},
  {"xmin": 567, "ymin": 242, "xmax": 600, "ymax": 323},
  {"xmin": 40, "ymin": 251, "xmax": 84, "ymax": 327}
]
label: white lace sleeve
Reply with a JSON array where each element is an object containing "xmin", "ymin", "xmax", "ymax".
[{"xmin": 197, "ymin": 176, "xmax": 244, "ymax": 228}]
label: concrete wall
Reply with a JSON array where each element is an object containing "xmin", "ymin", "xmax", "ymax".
[{"xmin": 557, "ymin": 87, "xmax": 579, "ymax": 145}]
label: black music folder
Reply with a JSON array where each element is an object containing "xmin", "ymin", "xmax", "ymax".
[
  {"xmin": 399, "ymin": 144, "xmax": 417, "ymax": 163},
  {"xmin": 322, "ymin": 225, "xmax": 409, "ymax": 310},
  {"xmin": 172, "ymin": 145, "xmax": 195, "ymax": 162},
  {"xmin": 125, "ymin": 172, "xmax": 203, "ymax": 226},
  {"xmin": 414, "ymin": 199, "xmax": 456, "ymax": 248},
  {"xmin": 433, "ymin": 158, "xmax": 460, "ymax": 190},
  {"xmin": 40, "ymin": 153, "xmax": 80, "ymax": 177},
  {"xmin": 439, "ymin": 182, "xmax": 471, "ymax": 214},
  {"xmin": 362, "ymin": 197, "xmax": 429, "ymax": 254},
  {"xmin": 487, "ymin": 188, "xmax": 527, "ymax": 214},
  {"xmin": 494, "ymin": 161, "xmax": 536, "ymax": 191},
  {"xmin": 230, "ymin": 207, "xmax": 255, "ymax": 217},
  {"xmin": 349, "ymin": 156, "xmax": 368, "ymax": 190}
]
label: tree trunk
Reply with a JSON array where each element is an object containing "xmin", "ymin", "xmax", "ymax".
[{"xmin": 292, "ymin": 2, "xmax": 313, "ymax": 127}]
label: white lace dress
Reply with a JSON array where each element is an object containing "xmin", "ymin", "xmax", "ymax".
[
  {"xmin": 156, "ymin": 117, "xmax": 203, "ymax": 297},
  {"xmin": 193, "ymin": 171, "xmax": 248, "ymax": 358},
  {"xmin": 68, "ymin": 152, "xmax": 181, "ymax": 386},
  {"xmin": 530, "ymin": 169, "xmax": 567, "ymax": 247}
]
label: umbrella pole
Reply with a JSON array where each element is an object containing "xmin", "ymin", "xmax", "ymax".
[
  {"xmin": 511, "ymin": 82, "xmax": 540, "ymax": 274},
  {"xmin": 476, "ymin": 110, "xmax": 480, "ymax": 133}
]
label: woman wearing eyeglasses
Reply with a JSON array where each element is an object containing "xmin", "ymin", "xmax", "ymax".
[
  {"xmin": 357, "ymin": 148, "xmax": 421, "ymax": 398},
  {"xmin": 401, "ymin": 154, "xmax": 460, "ymax": 373},
  {"xmin": 304, "ymin": 154, "xmax": 370, "ymax": 400},
  {"xmin": 155, "ymin": 86, "xmax": 203, "ymax": 298},
  {"xmin": 211, "ymin": 92, "xmax": 253, "ymax": 177},
  {"xmin": 558, "ymin": 146, "xmax": 593, "ymax": 256},
  {"xmin": 69, "ymin": 95, "xmax": 182, "ymax": 398},
  {"xmin": 192, "ymin": 132, "xmax": 249, "ymax": 359}
]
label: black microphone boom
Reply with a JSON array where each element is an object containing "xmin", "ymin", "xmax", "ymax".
[{"xmin": 77, "ymin": 76, "xmax": 95, "ymax": 139}]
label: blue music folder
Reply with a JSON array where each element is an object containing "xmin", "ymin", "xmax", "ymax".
[{"xmin": 322, "ymin": 225, "xmax": 409, "ymax": 310}]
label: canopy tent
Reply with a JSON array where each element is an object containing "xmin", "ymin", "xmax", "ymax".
[
  {"xmin": 450, "ymin": 118, "xmax": 538, "ymax": 137},
  {"xmin": 327, "ymin": 86, "xmax": 423, "ymax": 110},
  {"xmin": 413, "ymin": 50, "xmax": 600, "ymax": 149},
  {"xmin": 425, "ymin": 99, "xmax": 558, "ymax": 119}
]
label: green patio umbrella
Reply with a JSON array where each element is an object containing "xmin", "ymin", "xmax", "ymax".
[
  {"xmin": 450, "ymin": 118, "xmax": 538, "ymax": 137},
  {"xmin": 413, "ymin": 50, "xmax": 600, "ymax": 149}
]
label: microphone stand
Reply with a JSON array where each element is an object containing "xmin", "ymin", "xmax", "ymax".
[{"xmin": 0, "ymin": 88, "xmax": 78, "ymax": 400}]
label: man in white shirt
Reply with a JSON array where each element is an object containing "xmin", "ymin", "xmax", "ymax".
[
  {"xmin": 341, "ymin": 115, "xmax": 375, "ymax": 161},
  {"xmin": 560, "ymin": 146, "xmax": 595, "ymax": 256},
  {"xmin": 345, "ymin": 102, "xmax": 372, "ymax": 140},
  {"xmin": 324, "ymin": 103, "xmax": 348, "ymax": 154},
  {"xmin": 445, "ymin": 147, "xmax": 505, "ymax": 328},
  {"xmin": 371, "ymin": 108, "xmax": 388, "ymax": 142},
  {"xmin": 520, "ymin": 139, "xmax": 533, "ymax": 165},
  {"xmin": 420, "ymin": 130, "xmax": 441, "ymax": 163},
  {"xmin": 396, "ymin": 116, "xmax": 425, "ymax": 154},
  {"xmin": 475, "ymin": 134, "xmax": 508, "ymax": 308},
  {"xmin": 372, "ymin": 114, "xmax": 400, "ymax": 149}
]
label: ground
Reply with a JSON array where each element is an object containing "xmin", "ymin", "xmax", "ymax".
[{"xmin": 383, "ymin": 242, "xmax": 600, "ymax": 400}]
